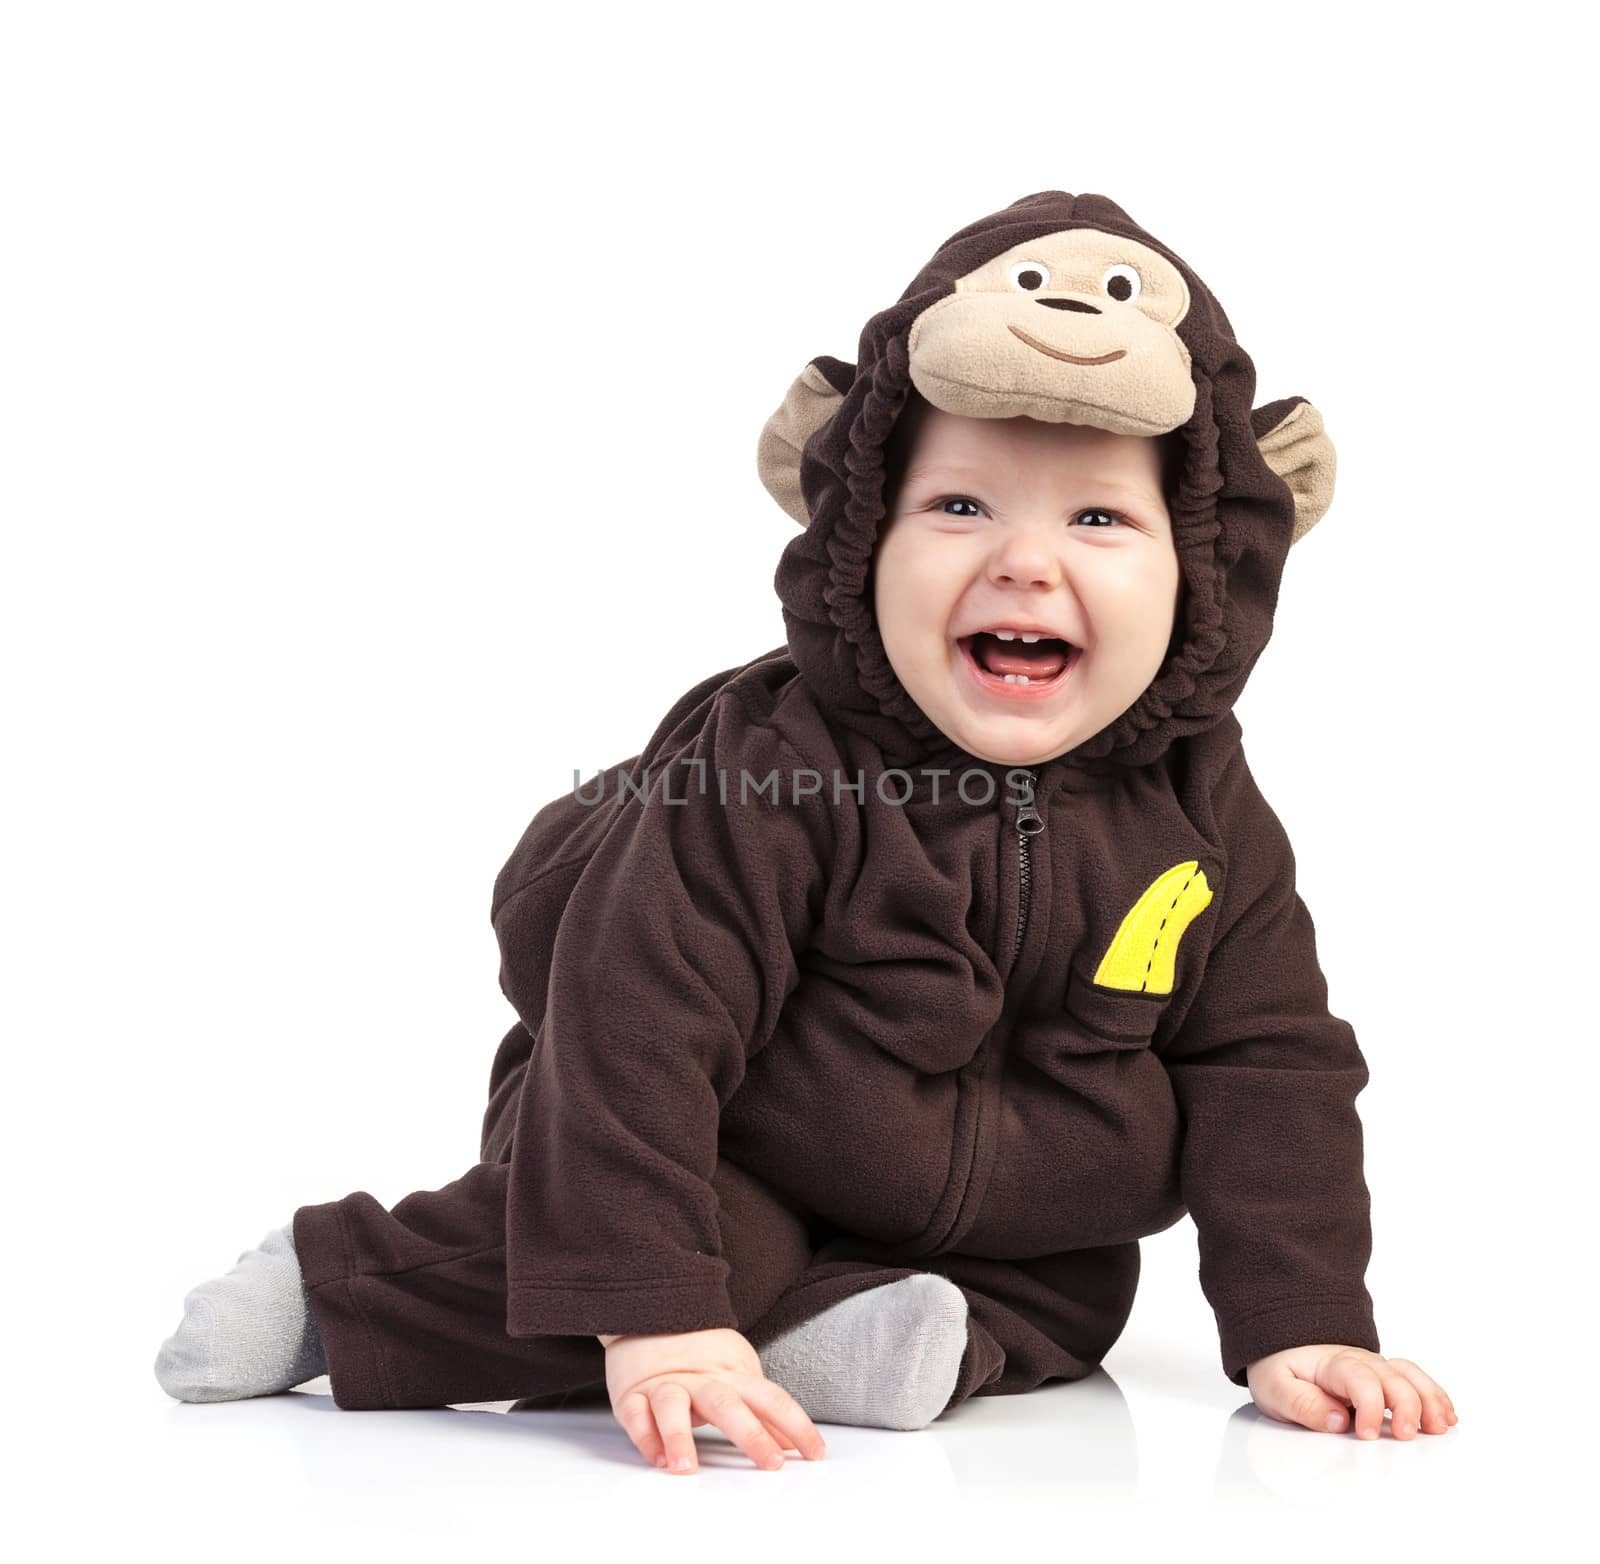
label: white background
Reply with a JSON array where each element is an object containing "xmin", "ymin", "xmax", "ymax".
[{"xmin": 4, "ymin": 1, "xmax": 1591, "ymax": 1556}]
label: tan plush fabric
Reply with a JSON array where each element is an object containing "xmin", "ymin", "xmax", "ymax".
[
  {"xmin": 1257, "ymin": 398, "xmax": 1337, "ymax": 544},
  {"xmin": 756, "ymin": 361, "xmax": 843, "ymax": 527}
]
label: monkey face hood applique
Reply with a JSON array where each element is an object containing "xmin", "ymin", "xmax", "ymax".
[{"xmin": 758, "ymin": 189, "xmax": 1337, "ymax": 772}]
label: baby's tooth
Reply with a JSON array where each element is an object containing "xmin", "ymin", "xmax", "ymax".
[
  {"xmin": 995, "ymin": 629, "xmax": 1016, "ymax": 641},
  {"xmin": 1020, "ymin": 633, "xmax": 1040, "ymax": 643}
]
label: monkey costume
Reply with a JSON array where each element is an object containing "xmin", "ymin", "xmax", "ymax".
[{"xmin": 289, "ymin": 190, "xmax": 1379, "ymax": 1414}]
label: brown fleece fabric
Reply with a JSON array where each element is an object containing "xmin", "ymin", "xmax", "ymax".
[{"xmin": 293, "ymin": 190, "xmax": 1378, "ymax": 1409}]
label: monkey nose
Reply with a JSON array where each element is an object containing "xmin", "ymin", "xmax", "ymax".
[{"xmin": 1037, "ymin": 298, "xmax": 1101, "ymax": 314}]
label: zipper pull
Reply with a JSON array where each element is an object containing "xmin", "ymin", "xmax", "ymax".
[{"xmin": 1015, "ymin": 769, "xmax": 1045, "ymax": 837}]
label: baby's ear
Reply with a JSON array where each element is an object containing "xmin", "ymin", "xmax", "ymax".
[
  {"xmin": 757, "ymin": 357, "xmax": 854, "ymax": 527},
  {"xmin": 1251, "ymin": 397, "xmax": 1337, "ymax": 545}
]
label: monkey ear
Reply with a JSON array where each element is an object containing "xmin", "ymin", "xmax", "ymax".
[
  {"xmin": 757, "ymin": 358, "xmax": 852, "ymax": 527},
  {"xmin": 1253, "ymin": 397, "xmax": 1337, "ymax": 545}
]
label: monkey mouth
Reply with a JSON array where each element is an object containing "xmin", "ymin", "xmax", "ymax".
[{"xmin": 1007, "ymin": 325, "xmax": 1127, "ymax": 367}]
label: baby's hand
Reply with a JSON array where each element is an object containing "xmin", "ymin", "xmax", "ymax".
[
  {"xmin": 1245, "ymin": 1344, "xmax": 1458, "ymax": 1440},
  {"xmin": 599, "ymin": 1326, "xmax": 828, "ymax": 1474}
]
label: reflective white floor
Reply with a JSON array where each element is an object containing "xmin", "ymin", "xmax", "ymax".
[{"xmin": 59, "ymin": 1304, "xmax": 1574, "ymax": 1564}]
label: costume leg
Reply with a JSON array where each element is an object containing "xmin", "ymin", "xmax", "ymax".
[
  {"xmin": 292, "ymin": 1155, "xmax": 814, "ymax": 1411},
  {"xmin": 932, "ymin": 1243, "xmax": 1143, "ymax": 1406}
]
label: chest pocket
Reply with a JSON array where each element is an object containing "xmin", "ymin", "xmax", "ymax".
[
  {"xmin": 1008, "ymin": 965, "xmax": 1167, "ymax": 1080},
  {"xmin": 1059, "ymin": 967, "xmax": 1169, "ymax": 1052},
  {"xmin": 1011, "ymin": 858, "xmax": 1215, "ymax": 1069},
  {"xmin": 1041, "ymin": 858, "xmax": 1215, "ymax": 1058}
]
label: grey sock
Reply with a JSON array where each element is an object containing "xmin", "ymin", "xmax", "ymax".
[
  {"xmin": 154, "ymin": 1223, "xmax": 328, "ymax": 1403},
  {"xmin": 756, "ymin": 1273, "xmax": 968, "ymax": 1431}
]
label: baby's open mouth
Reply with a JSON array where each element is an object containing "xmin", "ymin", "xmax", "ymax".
[{"xmin": 956, "ymin": 630, "xmax": 1078, "ymax": 691}]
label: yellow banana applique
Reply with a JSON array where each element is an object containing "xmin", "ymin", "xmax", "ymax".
[{"xmin": 1092, "ymin": 861, "xmax": 1213, "ymax": 995}]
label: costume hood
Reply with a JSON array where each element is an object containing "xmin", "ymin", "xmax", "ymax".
[{"xmin": 759, "ymin": 189, "xmax": 1336, "ymax": 773}]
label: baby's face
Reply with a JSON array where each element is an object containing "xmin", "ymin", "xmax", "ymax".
[{"xmin": 872, "ymin": 406, "xmax": 1183, "ymax": 767}]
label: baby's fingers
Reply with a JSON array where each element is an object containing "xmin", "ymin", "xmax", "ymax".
[
  {"xmin": 1258, "ymin": 1370, "xmax": 1351, "ymax": 1435},
  {"xmin": 613, "ymin": 1387, "xmax": 668, "ymax": 1470},
  {"xmin": 692, "ymin": 1381, "xmax": 789, "ymax": 1472},
  {"xmin": 648, "ymin": 1381, "xmax": 701, "ymax": 1473},
  {"xmin": 744, "ymin": 1376, "xmax": 829, "ymax": 1462},
  {"xmin": 1318, "ymin": 1354, "xmax": 1392, "ymax": 1441},
  {"xmin": 1384, "ymin": 1357, "xmax": 1459, "ymax": 1434},
  {"xmin": 757, "ymin": 1413, "xmax": 797, "ymax": 1452}
]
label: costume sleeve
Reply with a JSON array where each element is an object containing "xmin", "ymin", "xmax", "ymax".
[
  {"xmin": 491, "ymin": 696, "xmax": 832, "ymax": 1338},
  {"xmin": 1156, "ymin": 740, "xmax": 1380, "ymax": 1387}
]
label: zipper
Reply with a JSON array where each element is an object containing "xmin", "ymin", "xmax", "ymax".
[
  {"xmin": 921, "ymin": 765, "xmax": 1046, "ymax": 1261},
  {"xmin": 1010, "ymin": 767, "xmax": 1045, "ymax": 967}
]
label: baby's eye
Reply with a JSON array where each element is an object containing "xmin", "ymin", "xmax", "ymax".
[{"xmin": 928, "ymin": 497, "xmax": 1130, "ymax": 526}]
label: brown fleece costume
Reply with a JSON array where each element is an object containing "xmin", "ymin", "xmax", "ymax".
[{"xmin": 292, "ymin": 190, "xmax": 1379, "ymax": 1413}]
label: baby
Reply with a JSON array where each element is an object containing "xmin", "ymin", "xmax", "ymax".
[{"xmin": 154, "ymin": 189, "xmax": 1456, "ymax": 1473}]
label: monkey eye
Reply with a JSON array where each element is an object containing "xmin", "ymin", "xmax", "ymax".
[
  {"xmin": 1102, "ymin": 264, "xmax": 1142, "ymax": 303},
  {"xmin": 1007, "ymin": 260, "xmax": 1051, "ymax": 292}
]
